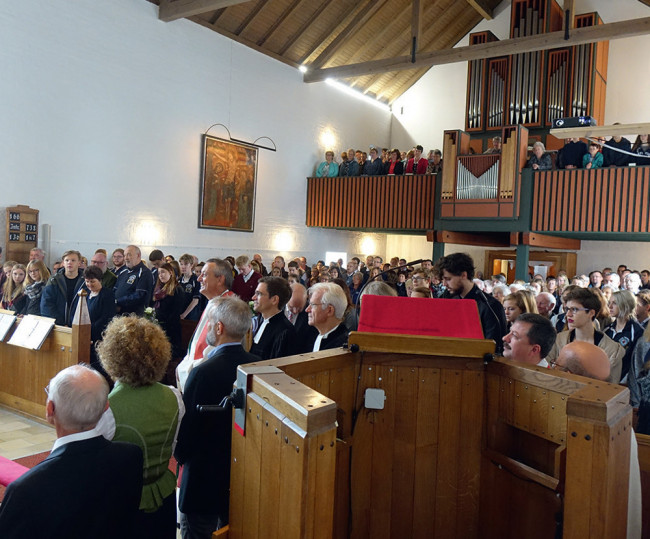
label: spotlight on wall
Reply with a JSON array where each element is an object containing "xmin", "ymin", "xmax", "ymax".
[
  {"xmin": 272, "ymin": 229, "xmax": 295, "ymax": 252},
  {"xmin": 298, "ymin": 65, "xmax": 308, "ymax": 73},
  {"xmin": 133, "ymin": 220, "xmax": 162, "ymax": 246},
  {"xmin": 360, "ymin": 236, "xmax": 376, "ymax": 256},
  {"xmin": 319, "ymin": 129, "xmax": 337, "ymax": 151}
]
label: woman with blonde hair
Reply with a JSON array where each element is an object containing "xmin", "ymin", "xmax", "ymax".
[
  {"xmin": 605, "ymin": 290, "xmax": 644, "ymax": 381},
  {"xmin": 97, "ymin": 316, "xmax": 183, "ymax": 538},
  {"xmin": 1, "ymin": 263, "xmax": 27, "ymax": 314},
  {"xmin": 503, "ymin": 290, "xmax": 538, "ymax": 329},
  {"xmin": 23, "ymin": 260, "xmax": 51, "ymax": 315}
]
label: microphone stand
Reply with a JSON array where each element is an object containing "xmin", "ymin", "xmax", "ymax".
[{"xmin": 354, "ymin": 258, "xmax": 424, "ymax": 311}]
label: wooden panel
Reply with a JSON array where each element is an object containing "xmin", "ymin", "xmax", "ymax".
[
  {"xmin": 306, "ymin": 174, "xmax": 436, "ymax": 231},
  {"xmin": 532, "ymin": 166, "xmax": 650, "ymax": 233},
  {"xmin": 0, "ymin": 319, "xmax": 88, "ymax": 419}
]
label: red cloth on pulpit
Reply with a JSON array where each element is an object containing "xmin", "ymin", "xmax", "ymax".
[{"xmin": 358, "ymin": 296, "xmax": 484, "ymax": 339}]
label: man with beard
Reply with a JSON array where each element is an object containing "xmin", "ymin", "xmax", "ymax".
[{"xmin": 436, "ymin": 253, "xmax": 507, "ymax": 353}]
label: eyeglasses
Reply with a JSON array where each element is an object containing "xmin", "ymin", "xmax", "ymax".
[
  {"xmin": 565, "ymin": 307, "xmax": 590, "ymax": 315},
  {"xmin": 308, "ymin": 302, "xmax": 324, "ymax": 308},
  {"xmin": 549, "ymin": 360, "xmax": 569, "ymax": 372},
  {"xmin": 412, "ymin": 276, "xmax": 425, "ymax": 282},
  {"xmin": 44, "ymin": 384, "xmax": 50, "ymax": 397}
]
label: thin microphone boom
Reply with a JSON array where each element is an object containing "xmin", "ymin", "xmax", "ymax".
[{"xmin": 354, "ymin": 259, "xmax": 424, "ymax": 309}]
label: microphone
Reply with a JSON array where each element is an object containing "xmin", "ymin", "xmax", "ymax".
[{"xmin": 354, "ymin": 258, "xmax": 425, "ymax": 310}]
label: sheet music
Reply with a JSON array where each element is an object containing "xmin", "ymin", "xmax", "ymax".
[
  {"xmin": 8, "ymin": 315, "xmax": 55, "ymax": 350},
  {"xmin": 0, "ymin": 313, "xmax": 17, "ymax": 341}
]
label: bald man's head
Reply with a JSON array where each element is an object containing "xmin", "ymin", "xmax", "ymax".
[{"xmin": 556, "ymin": 341, "xmax": 611, "ymax": 381}]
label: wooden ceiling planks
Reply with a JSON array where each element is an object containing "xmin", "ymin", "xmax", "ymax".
[{"xmin": 151, "ymin": 0, "xmax": 502, "ymax": 103}]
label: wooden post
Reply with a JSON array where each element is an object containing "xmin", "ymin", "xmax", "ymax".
[
  {"xmin": 564, "ymin": 383, "xmax": 632, "ymax": 538},
  {"xmin": 71, "ymin": 289, "xmax": 91, "ymax": 364},
  {"xmin": 229, "ymin": 368, "xmax": 337, "ymax": 539}
]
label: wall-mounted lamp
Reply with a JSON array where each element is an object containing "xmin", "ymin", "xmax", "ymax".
[{"xmin": 204, "ymin": 123, "xmax": 277, "ymax": 152}]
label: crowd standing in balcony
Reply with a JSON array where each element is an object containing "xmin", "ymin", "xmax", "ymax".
[{"xmin": 314, "ymin": 144, "xmax": 443, "ymax": 176}]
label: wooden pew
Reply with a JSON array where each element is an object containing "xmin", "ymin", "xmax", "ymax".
[
  {"xmin": 222, "ymin": 331, "xmax": 631, "ymax": 538},
  {"xmin": 0, "ymin": 307, "xmax": 90, "ymax": 419}
]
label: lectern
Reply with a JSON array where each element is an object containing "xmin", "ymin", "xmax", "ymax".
[{"xmin": 224, "ymin": 331, "xmax": 631, "ymax": 538}]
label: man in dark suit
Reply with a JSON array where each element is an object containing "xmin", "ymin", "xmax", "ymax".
[
  {"xmin": 286, "ymin": 282, "xmax": 318, "ymax": 353},
  {"xmin": 0, "ymin": 364, "xmax": 143, "ymax": 539},
  {"xmin": 250, "ymin": 276, "xmax": 296, "ymax": 360},
  {"xmin": 306, "ymin": 282, "xmax": 350, "ymax": 351},
  {"xmin": 174, "ymin": 296, "xmax": 260, "ymax": 538}
]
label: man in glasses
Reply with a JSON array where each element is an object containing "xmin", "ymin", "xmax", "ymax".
[
  {"xmin": 306, "ymin": 282, "xmax": 349, "ymax": 352},
  {"xmin": 545, "ymin": 288, "xmax": 624, "ymax": 383}
]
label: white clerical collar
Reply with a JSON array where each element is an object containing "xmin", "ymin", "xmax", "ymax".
[
  {"xmin": 52, "ymin": 427, "xmax": 102, "ymax": 453},
  {"xmin": 312, "ymin": 324, "xmax": 340, "ymax": 352}
]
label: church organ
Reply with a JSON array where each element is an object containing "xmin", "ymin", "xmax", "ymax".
[{"xmin": 465, "ymin": 0, "xmax": 608, "ymax": 135}]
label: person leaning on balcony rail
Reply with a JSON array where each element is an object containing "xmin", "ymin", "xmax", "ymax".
[
  {"xmin": 557, "ymin": 137, "xmax": 587, "ymax": 169},
  {"xmin": 632, "ymin": 134, "xmax": 650, "ymax": 166},
  {"xmin": 525, "ymin": 141, "xmax": 553, "ymax": 171},
  {"xmin": 583, "ymin": 141, "xmax": 604, "ymax": 169},
  {"xmin": 316, "ymin": 150, "xmax": 339, "ymax": 177}
]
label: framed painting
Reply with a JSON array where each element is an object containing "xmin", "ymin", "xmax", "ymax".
[{"xmin": 199, "ymin": 135, "xmax": 258, "ymax": 232}]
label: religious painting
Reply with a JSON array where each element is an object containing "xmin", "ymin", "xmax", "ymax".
[{"xmin": 199, "ymin": 135, "xmax": 257, "ymax": 232}]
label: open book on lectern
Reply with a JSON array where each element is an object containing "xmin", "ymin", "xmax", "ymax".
[{"xmin": 8, "ymin": 314, "xmax": 56, "ymax": 350}]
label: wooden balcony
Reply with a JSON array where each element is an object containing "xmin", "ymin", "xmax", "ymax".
[
  {"xmin": 532, "ymin": 166, "xmax": 650, "ymax": 235},
  {"xmin": 306, "ymin": 174, "xmax": 436, "ymax": 232}
]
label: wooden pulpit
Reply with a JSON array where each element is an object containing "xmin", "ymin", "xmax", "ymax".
[{"xmin": 223, "ymin": 330, "xmax": 631, "ymax": 538}]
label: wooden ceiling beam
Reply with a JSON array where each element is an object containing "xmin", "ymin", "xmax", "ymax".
[
  {"xmin": 309, "ymin": 0, "xmax": 388, "ymax": 70},
  {"xmin": 192, "ymin": 17, "xmax": 298, "ymax": 69},
  {"xmin": 304, "ymin": 15, "xmax": 650, "ymax": 83},
  {"xmin": 412, "ymin": 0, "xmax": 422, "ymax": 53},
  {"xmin": 234, "ymin": 0, "xmax": 268, "ymax": 36},
  {"xmin": 159, "ymin": 0, "xmax": 250, "ymax": 22},
  {"xmin": 296, "ymin": 1, "xmax": 363, "ymax": 65},
  {"xmin": 209, "ymin": 8, "xmax": 227, "ymax": 24},
  {"xmin": 256, "ymin": 0, "xmax": 304, "ymax": 47},
  {"xmin": 466, "ymin": 0, "xmax": 494, "ymax": 20},
  {"xmin": 358, "ymin": 1, "xmax": 474, "ymax": 94}
]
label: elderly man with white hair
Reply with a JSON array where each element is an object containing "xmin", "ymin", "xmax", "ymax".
[
  {"xmin": 535, "ymin": 292, "xmax": 557, "ymax": 319},
  {"xmin": 306, "ymin": 282, "xmax": 350, "ymax": 352},
  {"xmin": 624, "ymin": 272, "xmax": 643, "ymax": 295}
]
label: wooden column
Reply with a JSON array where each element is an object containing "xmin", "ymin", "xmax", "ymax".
[{"xmin": 229, "ymin": 368, "xmax": 337, "ymax": 539}]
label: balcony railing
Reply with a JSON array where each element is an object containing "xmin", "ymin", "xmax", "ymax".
[
  {"xmin": 306, "ymin": 174, "xmax": 436, "ymax": 231},
  {"xmin": 532, "ymin": 166, "xmax": 650, "ymax": 233}
]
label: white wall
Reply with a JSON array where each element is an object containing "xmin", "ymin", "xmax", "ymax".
[
  {"xmin": 389, "ymin": 0, "xmax": 650, "ymax": 273},
  {"xmin": 0, "ymin": 0, "xmax": 391, "ymax": 266}
]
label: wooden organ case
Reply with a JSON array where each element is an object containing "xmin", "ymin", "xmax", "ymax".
[{"xmin": 465, "ymin": 0, "xmax": 608, "ymax": 136}]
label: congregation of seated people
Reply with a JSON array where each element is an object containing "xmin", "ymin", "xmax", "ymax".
[
  {"xmin": 6, "ymin": 242, "xmax": 650, "ymax": 537},
  {"xmin": 315, "ymin": 144, "xmax": 443, "ymax": 177}
]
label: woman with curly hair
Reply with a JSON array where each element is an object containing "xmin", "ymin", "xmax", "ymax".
[
  {"xmin": 97, "ymin": 316, "xmax": 184, "ymax": 539},
  {"xmin": 1, "ymin": 263, "xmax": 27, "ymax": 314},
  {"xmin": 23, "ymin": 260, "xmax": 51, "ymax": 315}
]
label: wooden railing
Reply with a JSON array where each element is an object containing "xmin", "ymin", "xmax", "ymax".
[
  {"xmin": 306, "ymin": 174, "xmax": 436, "ymax": 231},
  {"xmin": 532, "ymin": 165, "xmax": 650, "ymax": 233}
]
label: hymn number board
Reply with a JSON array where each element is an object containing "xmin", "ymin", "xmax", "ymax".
[{"xmin": 5, "ymin": 205, "xmax": 39, "ymax": 263}]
